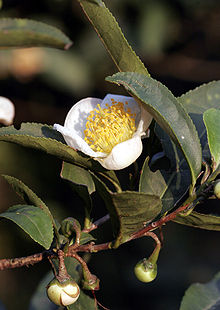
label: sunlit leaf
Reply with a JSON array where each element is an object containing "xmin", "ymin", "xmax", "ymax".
[
  {"xmin": 0, "ymin": 205, "xmax": 53, "ymax": 249},
  {"xmin": 106, "ymin": 72, "xmax": 202, "ymax": 188},
  {"xmin": 180, "ymin": 271, "xmax": 220, "ymax": 310},
  {"xmin": 203, "ymin": 109, "xmax": 220, "ymax": 169}
]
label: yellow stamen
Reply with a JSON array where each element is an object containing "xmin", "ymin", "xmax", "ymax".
[{"xmin": 84, "ymin": 101, "xmax": 136, "ymax": 153}]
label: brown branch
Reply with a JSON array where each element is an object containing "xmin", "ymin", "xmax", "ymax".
[{"xmin": 0, "ymin": 203, "xmax": 191, "ymax": 271}]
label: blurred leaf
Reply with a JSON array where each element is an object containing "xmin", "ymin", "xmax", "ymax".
[
  {"xmin": 203, "ymin": 109, "xmax": 220, "ymax": 169},
  {"xmin": 68, "ymin": 292, "xmax": 98, "ymax": 310},
  {"xmin": 92, "ymin": 174, "xmax": 162, "ymax": 247},
  {"xmin": 0, "ymin": 204, "xmax": 53, "ymax": 249},
  {"xmin": 178, "ymin": 81, "xmax": 220, "ymax": 160},
  {"xmin": 174, "ymin": 211, "xmax": 220, "ymax": 231},
  {"xmin": 1, "ymin": 174, "xmax": 55, "ymax": 225},
  {"xmin": 106, "ymin": 72, "xmax": 202, "ymax": 188},
  {"xmin": 78, "ymin": 0, "xmax": 149, "ymax": 74},
  {"xmin": 61, "ymin": 162, "xmax": 95, "ymax": 194},
  {"xmin": 180, "ymin": 271, "xmax": 220, "ymax": 310},
  {"xmin": 0, "ymin": 123, "xmax": 104, "ymax": 171},
  {"xmin": 0, "ymin": 18, "xmax": 72, "ymax": 49},
  {"xmin": 139, "ymin": 2, "xmax": 179, "ymax": 57}
]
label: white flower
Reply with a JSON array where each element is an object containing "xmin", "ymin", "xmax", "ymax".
[
  {"xmin": 54, "ymin": 94, "xmax": 152, "ymax": 170},
  {"xmin": 0, "ymin": 97, "xmax": 15, "ymax": 125}
]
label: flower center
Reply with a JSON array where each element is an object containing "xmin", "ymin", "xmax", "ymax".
[{"xmin": 84, "ymin": 99, "xmax": 136, "ymax": 154}]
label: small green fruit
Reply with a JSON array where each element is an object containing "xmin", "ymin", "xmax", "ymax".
[
  {"xmin": 214, "ymin": 181, "xmax": 220, "ymax": 199},
  {"xmin": 47, "ymin": 277, "xmax": 80, "ymax": 306},
  {"xmin": 134, "ymin": 258, "xmax": 157, "ymax": 283}
]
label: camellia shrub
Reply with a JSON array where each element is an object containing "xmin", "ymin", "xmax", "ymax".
[{"xmin": 0, "ymin": 0, "xmax": 219, "ymax": 309}]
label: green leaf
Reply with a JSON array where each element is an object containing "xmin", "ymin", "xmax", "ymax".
[
  {"xmin": 78, "ymin": 0, "xmax": 148, "ymax": 75},
  {"xmin": 178, "ymin": 81, "xmax": 220, "ymax": 160},
  {"xmin": 80, "ymin": 232, "xmax": 95, "ymax": 245},
  {"xmin": 0, "ymin": 123, "xmax": 103, "ymax": 171},
  {"xmin": 92, "ymin": 174, "xmax": 162, "ymax": 247},
  {"xmin": 106, "ymin": 72, "xmax": 202, "ymax": 188},
  {"xmin": 61, "ymin": 162, "xmax": 95, "ymax": 195},
  {"xmin": 0, "ymin": 18, "xmax": 72, "ymax": 49},
  {"xmin": 2, "ymin": 174, "xmax": 54, "ymax": 221},
  {"xmin": 174, "ymin": 211, "xmax": 220, "ymax": 231},
  {"xmin": 0, "ymin": 205, "xmax": 53, "ymax": 249},
  {"xmin": 180, "ymin": 271, "xmax": 220, "ymax": 310},
  {"xmin": 203, "ymin": 109, "xmax": 220, "ymax": 169},
  {"xmin": 139, "ymin": 156, "xmax": 190, "ymax": 213}
]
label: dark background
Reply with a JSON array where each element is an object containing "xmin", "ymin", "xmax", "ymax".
[{"xmin": 0, "ymin": 0, "xmax": 220, "ymax": 309}]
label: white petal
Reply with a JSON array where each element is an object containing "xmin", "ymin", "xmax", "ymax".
[
  {"xmin": 140, "ymin": 102, "xmax": 153, "ymax": 132},
  {"xmin": 102, "ymin": 94, "xmax": 141, "ymax": 126},
  {"xmin": 97, "ymin": 134, "xmax": 143, "ymax": 170},
  {"xmin": 64, "ymin": 97, "xmax": 102, "ymax": 138},
  {"xmin": 0, "ymin": 97, "xmax": 15, "ymax": 125},
  {"xmin": 54, "ymin": 124, "xmax": 106, "ymax": 158}
]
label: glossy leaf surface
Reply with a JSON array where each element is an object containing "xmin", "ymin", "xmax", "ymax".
[
  {"xmin": 0, "ymin": 205, "xmax": 53, "ymax": 249},
  {"xmin": 106, "ymin": 72, "xmax": 202, "ymax": 187},
  {"xmin": 0, "ymin": 18, "xmax": 72, "ymax": 49}
]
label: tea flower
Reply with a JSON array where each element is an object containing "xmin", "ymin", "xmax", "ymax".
[
  {"xmin": 0, "ymin": 97, "xmax": 15, "ymax": 125},
  {"xmin": 54, "ymin": 94, "xmax": 152, "ymax": 170}
]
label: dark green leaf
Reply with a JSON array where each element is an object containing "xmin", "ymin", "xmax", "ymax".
[
  {"xmin": 0, "ymin": 18, "xmax": 72, "ymax": 49},
  {"xmin": 0, "ymin": 205, "xmax": 53, "ymax": 249},
  {"xmin": 61, "ymin": 162, "xmax": 95, "ymax": 194},
  {"xmin": 106, "ymin": 72, "xmax": 202, "ymax": 188},
  {"xmin": 203, "ymin": 109, "xmax": 220, "ymax": 169},
  {"xmin": 174, "ymin": 211, "xmax": 220, "ymax": 231},
  {"xmin": 180, "ymin": 271, "xmax": 220, "ymax": 310},
  {"xmin": 2, "ymin": 174, "xmax": 54, "ymax": 222},
  {"xmin": 0, "ymin": 123, "xmax": 103, "ymax": 171},
  {"xmin": 80, "ymin": 232, "xmax": 95, "ymax": 245},
  {"xmin": 93, "ymin": 174, "xmax": 162, "ymax": 247},
  {"xmin": 139, "ymin": 156, "xmax": 190, "ymax": 213},
  {"xmin": 78, "ymin": 0, "xmax": 148, "ymax": 74}
]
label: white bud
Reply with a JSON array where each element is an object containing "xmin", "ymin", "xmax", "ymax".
[{"xmin": 47, "ymin": 278, "xmax": 80, "ymax": 306}]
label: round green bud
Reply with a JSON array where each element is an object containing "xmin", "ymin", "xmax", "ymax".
[
  {"xmin": 134, "ymin": 258, "xmax": 157, "ymax": 283},
  {"xmin": 47, "ymin": 278, "xmax": 80, "ymax": 306},
  {"xmin": 214, "ymin": 181, "xmax": 220, "ymax": 199}
]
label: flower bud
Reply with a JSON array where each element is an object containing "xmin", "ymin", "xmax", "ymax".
[
  {"xmin": 214, "ymin": 181, "xmax": 220, "ymax": 199},
  {"xmin": 134, "ymin": 258, "xmax": 157, "ymax": 283},
  {"xmin": 47, "ymin": 277, "xmax": 80, "ymax": 306}
]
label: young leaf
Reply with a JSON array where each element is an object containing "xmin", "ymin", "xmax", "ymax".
[
  {"xmin": 0, "ymin": 205, "xmax": 53, "ymax": 249},
  {"xmin": 0, "ymin": 18, "xmax": 72, "ymax": 49},
  {"xmin": 174, "ymin": 211, "xmax": 220, "ymax": 231},
  {"xmin": 92, "ymin": 174, "xmax": 162, "ymax": 247},
  {"xmin": 77, "ymin": 0, "xmax": 149, "ymax": 75},
  {"xmin": 106, "ymin": 72, "xmax": 202, "ymax": 188},
  {"xmin": 203, "ymin": 108, "xmax": 220, "ymax": 169},
  {"xmin": 180, "ymin": 271, "xmax": 220, "ymax": 310}
]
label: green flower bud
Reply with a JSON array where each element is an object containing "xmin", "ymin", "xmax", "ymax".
[
  {"xmin": 134, "ymin": 258, "xmax": 157, "ymax": 283},
  {"xmin": 47, "ymin": 277, "xmax": 80, "ymax": 306},
  {"xmin": 214, "ymin": 181, "xmax": 220, "ymax": 199}
]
